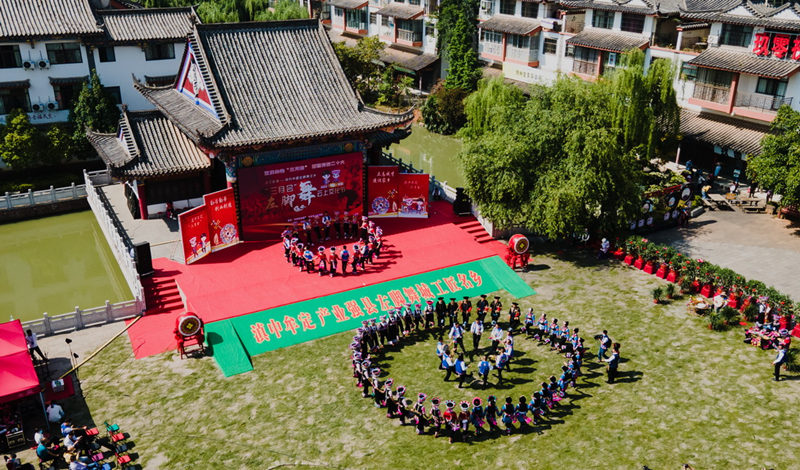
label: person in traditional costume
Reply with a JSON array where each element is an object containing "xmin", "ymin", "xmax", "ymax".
[
  {"xmin": 501, "ymin": 397, "xmax": 516, "ymax": 435},
  {"xmin": 508, "ymin": 302, "xmax": 521, "ymax": 331},
  {"xmin": 476, "ymin": 294, "xmax": 489, "ymax": 323},
  {"xmin": 429, "ymin": 397, "xmax": 443, "ymax": 438},
  {"xmin": 470, "ymin": 397, "xmax": 485, "ymax": 435},
  {"xmin": 458, "ymin": 401, "xmax": 471, "ymax": 440},
  {"xmin": 478, "ymin": 355, "xmax": 492, "ymax": 387},
  {"xmin": 413, "ymin": 393, "xmax": 428, "ymax": 435},
  {"xmin": 460, "ymin": 296, "xmax": 472, "ymax": 325},
  {"xmin": 515, "ymin": 396, "xmax": 533, "ymax": 427},
  {"xmin": 328, "ymin": 246, "xmax": 339, "ymax": 277},
  {"xmin": 485, "ymin": 395, "xmax": 500, "ymax": 432},
  {"xmin": 443, "ymin": 400, "xmax": 459, "ymax": 444},
  {"xmin": 425, "ymin": 300, "xmax": 435, "ymax": 329},
  {"xmin": 490, "ymin": 296, "xmax": 502, "ymax": 324},
  {"xmin": 435, "ymin": 297, "xmax": 447, "ymax": 329}
]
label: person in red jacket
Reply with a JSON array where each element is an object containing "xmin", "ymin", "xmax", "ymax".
[{"xmin": 328, "ymin": 246, "xmax": 339, "ymax": 277}]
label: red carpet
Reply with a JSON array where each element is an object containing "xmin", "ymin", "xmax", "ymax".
[{"xmin": 127, "ymin": 201, "xmax": 506, "ymax": 358}]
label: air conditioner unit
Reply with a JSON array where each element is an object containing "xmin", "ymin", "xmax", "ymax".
[
  {"xmin": 38, "ymin": 59, "xmax": 50, "ymax": 69},
  {"xmin": 22, "ymin": 60, "xmax": 35, "ymax": 70},
  {"xmin": 46, "ymin": 101, "xmax": 58, "ymax": 111},
  {"xmin": 31, "ymin": 102, "xmax": 46, "ymax": 112}
]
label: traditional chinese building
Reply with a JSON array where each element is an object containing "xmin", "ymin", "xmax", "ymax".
[{"xmin": 89, "ymin": 19, "xmax": 413, "ymax": 237}]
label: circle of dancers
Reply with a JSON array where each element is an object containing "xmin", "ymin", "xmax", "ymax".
[
  {"xmin": 281, "ymin": 212, "xmax": 383, "ymax": 277},
  {"xmin": 348, "ymin": 295, "xmax": 619, "ymax": 442}
]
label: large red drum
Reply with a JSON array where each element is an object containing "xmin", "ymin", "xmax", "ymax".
[
  {"xmin": 175, "ymin": 312, "xmax": 203, "ymax": 337},
  {"xmin": 508, "ymin": 234, "xmax": 530, "ymax": 255}
]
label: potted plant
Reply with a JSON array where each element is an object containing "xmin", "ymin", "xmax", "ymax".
[
  {"xmin": 655, "ymin": 258, "xmax": 668, "ymax": 278},
  {"xmin": 679, "ymin": 277, "xmax": 694, "ymax": 295},
  {"xmin": 651, "ymin": 286, "xmax": 663, "ymax": 304},
  {"xmin": 666, "ymin": 262, "xmax": 678, "ymax": 283},
  {"xmin": 741, "ymin": 301, "xmax": 758, "ymax": 322},
  {"xmin": 664, "ymin": 283, "xmax": 676, "ymax": 300},
  {"xmin": 707, "ymin": 311, "xmax": 726, "ymax": 331},
  {"xmin": 719, "ymin": 306, "xmax": 740, "ymax": 327},
  {"xmin": 623, "ymin": 238, "xmax": 636, "ymax": 265}
]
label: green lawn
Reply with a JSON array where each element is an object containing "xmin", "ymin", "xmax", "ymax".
[{"xmin": 57, "ymin": 253, "xmax": 799, "ymax": 469}]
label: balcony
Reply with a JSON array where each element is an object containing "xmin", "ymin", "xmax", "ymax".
[
  {"xmin": 692, "ymin": 82, "xmax": 730, "ymax": 104},
  {"xmin": 506, "ymin": 45, "xmax": 538, "ymax": 65},
  {"xmin": 572, "ymin": 59, "xmax": 597, "ymax": 76},
  {"xmin": 479, "ymin": 40, "xmax": 503, "ymax": 59},
  {"xmin": 733, "ymin": 91, "xmax": 793, "ymax": 122},
  {"xmin": 397, "ymin": 29, "xmax": 422, "ymax": 43}
]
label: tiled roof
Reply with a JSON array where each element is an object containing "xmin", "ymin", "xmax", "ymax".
[
  {"xmin": 0, "ymin": 80, "xmax": 30, "ymax": 89},
  {"xmin": 566, "ymin": 29, "xmax": 649, "ymax": 52},
  {"xmin": 681, "ymin": 0, "xmax": 800, "ymax": 32},
  {"xmin": 88, "ymin": 110, "xmax": 211, "ymax": 179},
  {"xmin": 680, "ymin": 109, "xmax": 770, "ymax": 155},
  {"xmin": 380, "ymin": 47, "xmax": 438, "ymax": 71},
  {"xmin": 677, "ymin": 21, "xmax": 711, "ymax": 31},
  {"xmin": 329, "ymin": 0, "xmax": 368, "ymax": 9},
  {"xmin": 480, "ymin": 15, "xmax": 542, "ymax": 35},
  {"xmin": 0, "ymin": 0, "xmax": 103, "ymax": 40},
  {"xmin": 97, "ymin": 7, "xmax": 197, "ymax": 44},
  {"xmin": 687, "ymin": 47, "xmax": 800, "ymax": 79},
  {"xmin": 376, "ymin": 3, "xmax": 425, "ymax": 20},
  {"xmin": 560, "ymin": 0, "xmax": 656, "ymax": 15},
  {"xmin": 144, "ymin": 74, "xmax": 177, "ymax": 86},
  {"xmin": 137, "ymin": 20, "xmax": 414, "ymax": 149}
]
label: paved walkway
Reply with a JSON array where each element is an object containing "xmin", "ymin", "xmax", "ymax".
[
  {"xmin": 100, "ymin": 183, "xmax": 183, "ymax": 262},
  {"xmin": 648, "ymin": 207, "xmax": 800, "ymax": 300}
]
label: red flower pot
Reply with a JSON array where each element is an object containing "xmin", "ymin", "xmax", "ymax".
[
  {"xmin": 623, "ymin": 254, "xmax": 634, "ymax": 265},
  {"xmin": 692, "ymin": 280, "xmax": 701, "ymax": 293},
  {"xmin": 655, "ymin": 264, "xmax": 667, "ymax": 278},
  {"xmin": 644, "ymin": 262, "xmax": 656, "ymax": 274},
  {"xmin": 634, "ymin": 257, "xmax": 644, "ymax": 269},
  {"xmin": 700, "ymin": 283, "xmax": 713, "ymax": 298},
  {"xmin": 666, "ymin": 270, "xmax": 678, "ymax": 283},
  {"xmin": 727, "ymin": 295, "xmax": 739, "ymax": 309},
  {"xmin": 613, "ymin": 248, "xmax": 625, "ymax": 260}
]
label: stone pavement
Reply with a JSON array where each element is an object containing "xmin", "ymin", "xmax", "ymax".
[
  {"xmin": 100, "ymin": 183, "xmax": 183, "ymax": 262},
  {"xmin": 648, "ymin": 208, "xmax": 800, "ymax": 300}
]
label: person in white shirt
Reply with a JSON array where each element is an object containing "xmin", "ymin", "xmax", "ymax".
[
  {"xmin": 25, "ymin": 329, "xmax": 46, "ymax": 362},
  {"xmin": 470, "ymin": 319, "xmax": 484, "ymax": 352},
  {"xmin": 46, "ymin": 402, "xmax": 64, "ymax": 424},
  {"xmin": 34, "ymin": 427, "xmax": 45, "ymax": 445},
  {"xmin": 489, "ymin": 323, "xmax": 503, "ymax": 354},
  {"xmin": 69, "ymin": 453, "xmax": 89, "ymax": 470},
  {"xmin": 449, "ymin": 322, "xmax": 466, "ymax": 352}
]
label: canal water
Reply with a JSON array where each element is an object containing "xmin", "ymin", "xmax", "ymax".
[
  {"xmin": 389, "ymin": 125, "xmax": 465, "ymax": 187},
  {"xmin": 0, "ymin": 211, "xmax": 131, "ymax": 323}
]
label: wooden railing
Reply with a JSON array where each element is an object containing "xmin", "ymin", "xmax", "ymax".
[
  {"xmin": 692, "ymin": 82, "xmax": 731, "ymax": 104},
  {"xmin": 572, "ymin": 59, "xmax": 597, "ymax": 75},
  {"xmin": 1, "ymin": 183, "xmax": 87, "ymax": 210}
]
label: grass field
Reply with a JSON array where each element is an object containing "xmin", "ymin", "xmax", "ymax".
[{"xmin": 56, "ymin": 252, "xmax": 799, "ymax": 469}]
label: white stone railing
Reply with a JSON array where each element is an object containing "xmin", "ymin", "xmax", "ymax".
[
  {"xmin": 21, "ymin": 300, "xmax": 141, "ymax": 337},
  {"xmin": 84, "ymin": 170, "xmax": 146, "ymax": 316},
  {"xmin": 1, "ymin": 183, "xmax": 87, "ymax": 210}
]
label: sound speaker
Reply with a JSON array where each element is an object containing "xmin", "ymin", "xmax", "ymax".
[
  {"xmin": 134, "ymin": 242, "xmax": 153, "ymax": 277},
  {"xmin": 453, "ymin": 187, "xmax": 472, "ymax": 216}
]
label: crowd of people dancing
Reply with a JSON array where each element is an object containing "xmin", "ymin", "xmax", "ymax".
[
  {"xmin": 348, "ymin": 295, "xmax": 621, "ymax": 442},
  {"xmin": 281, "ymin": 212, "xmax": 384, "ymax": 277}
]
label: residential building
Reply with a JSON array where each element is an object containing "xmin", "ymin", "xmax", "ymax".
[{"xmin": 0, "ymin": 0, "xmax": 197, "ymax": 125}]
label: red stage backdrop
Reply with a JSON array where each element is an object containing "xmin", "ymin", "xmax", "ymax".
[
  {"xmin": 367, "ymin": 165, "xmax": 400, "ymax": 217},
  {"xmin": 179, "ymin": 205, "xmax": 211, "ymax": 264},
  {"xmin": 398, "ymin": 173, "xmax": 430, "ymax": 218},
  {"xmin": 204, "ymin": 188, "xmax": 240, "ymax": 252},
  {"xmin": 238, "ymin": 152, "xmax": 364, "ymax": 239}
]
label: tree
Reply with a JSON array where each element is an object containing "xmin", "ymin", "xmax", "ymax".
[
  {"xmin": 0, "ymin": 109, "xmax": 38, "ymax": 169},
  {"xmin": 421, "ymin": 81, "xmax": 468, "ymax": 135},
  {"xmin": 70, "ymin": 70, "xmax": 120, "ymax": 158},
  {"xmin": 441, "ymin": 9, "xmax": 481, "ymax": 92},
  {"xmin": 332, "ymin": 36, "xmax": 384, "ymax": 102},
  {"xmin": 458, "ymin": 54, "xmax": 678, "ymax": 238},
  {"xmin": 747, "ymin": 106, "xmax": 800, "ymax": 206},
  {"xmin": 255, "ymin": 0, "xmax": 309, "ymax": 20}
]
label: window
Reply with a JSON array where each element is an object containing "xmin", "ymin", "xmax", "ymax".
[
  {"xmin": 591, "ymin": 10, "xmax": 614, "ymax": 29},
  {"xmin": 0, "ymin": 45, "xmax": 21, "ymax": 69},
  {"xmin": 144, "ymin": 43, "xmax": 175, "ymax": 61},
  {"xmin": 500, "ymin": 0, "xmax": 515, "ymax": 15},
  {"xmin": 382, "ymin": 16, "xmax": 389, "ymax": 26},
  {"xmin": 409, "ymin": 0, "xmax": 421, "ymax": 5},
  {"xmin": 507, "ymin": 34, "xmax": 529, "ymax": 49},
  {"xmin": 696, "ymin": 68, "xmax": 733, "ymax": 86},
  {"xmin": 574, "ymin": 46, "xmax": 598, "ymax": 62},
  {"xmin": 98, "ymin": 46, "xmax": 116, "ymax": 63},
  {"xmin": 334, "ymin": 6, "xmax": 344, "ymax": 17},
  {"xmin": 681, "ymin": 62, "xmax": 697, "ymax": 80},
  {"xmin": 756, "ymin": 77, "xmax": 787, "ymax": 97},
  {"xmin": 620, "ymin": 13, "xmax": 644, "ymax": 33},
  {"xmin": 46, "ymin": 43, "xmax": 82, "ymax": 64},
  {"xmin": 370, "ymin": 12, "xmax": 377, "ymax": 24},
  {"xmin": 605, "ymin": 51, "xmax": 618, "ymax": 69},
  {"xmin": 0, "ymin": 87, "xmax": 30, "ymax": 113},
  {"xmin": 521, "ymin": 2, "xmax": 538, "ymax": 18},
  {"xmin": 481, "ymin": 30, "xmax": 503, "ymax": 43},
  {"xmin": 53, "ymin": 82, "xmax": 84, "ymax": 110},
  {"xmin": 543, "ymin": 37, "xmax": 558, "ymax": 54},
  {"xmin": 720, "ymin": 23, "xmax": 753, "ymax": 47},
  {"xmin": 425, "ymin": 22, "xmax": 436, "ymax": 37},
  {"xmin": 103, "ymin": 86, "xmax": 122, "ymax": 105},
  {"xmin": 346, "ymin": 9, "xmax": 367, "ymax": 29}
]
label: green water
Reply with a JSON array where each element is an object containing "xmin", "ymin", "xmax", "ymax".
[
  {"xmin": 389, "ymin": 125, "xmax": 465, "ymax": 187},
  {"xmin": 0, "ymin": 211, "xmax": 131, "ymax": 322}
]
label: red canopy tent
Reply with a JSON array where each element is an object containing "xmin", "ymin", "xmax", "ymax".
[{"xmin": 0, "ymin": 320, "xmax": 40, "ymax": 404}]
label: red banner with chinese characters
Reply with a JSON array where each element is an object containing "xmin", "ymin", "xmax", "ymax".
[
  {"xmin": 367, "ymin": 165, "xmax": 400, "ymax": 217},
  {"xmin": 203, "ymin": 188, "xmax": 240, "ymax": 253},
  {"xmin": 398, "ymin": 173, "xmax": 429, "ymax": 218},
  {"xmin": 178, "ymin": 205, "xmax": 211, "ymax": 264},
  {"xmin": 238, "ymin": 152, "xmax": 364, "ymax": 240}
]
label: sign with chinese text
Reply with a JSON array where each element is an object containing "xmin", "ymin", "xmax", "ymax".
[
  {"xmin": 398, "ymin": 173, "xmax": 429, "ymax": 218},
  {"xmin": 752, "ymin": 32, "xmax": 800, "ymax": 60},
  {"xmin": 204, "ymin": 188, "xmax": 240, "ymax": 252},
  {"xmin": 238, "ymin": 152, "xmax": 364, "ymax": 240},
  {"xmin": 178, "ymin": 205, "xmax": 211, "ymax": 264},
  {"xmin": 209, "ymin": 256, "xmax": 535, "ymax": 375},
  {"xmin": 367, "ymin": 165, "xmax": 400, "ymax": 217}
]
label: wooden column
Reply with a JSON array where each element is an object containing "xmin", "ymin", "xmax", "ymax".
[
  {"xmin": 727, "ymin": 73, "xmax": 739, "ymax": 115},
  {"xmin": 137, "ymin": 182, "xmax": 148, "ymax": 220}
]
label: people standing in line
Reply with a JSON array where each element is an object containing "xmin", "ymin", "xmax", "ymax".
[
  {"xmin": 435, "ymin": 297, "xmax": 447, "ymax": 330},
  {"xmin": 773, "ymin": 344, "xmax": 787, "ymax": 381},
  {"xmin": 605, "ymin": 343, "xmax": 621, "ymax": 383}
]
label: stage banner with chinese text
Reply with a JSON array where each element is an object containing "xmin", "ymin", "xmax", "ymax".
[
  {"xmin": 398, "ymin": 173, "xmax": 429, "ymax": 218},
  {"xmin": 178, "ymin": 205, "xmax": 211, "ymax": 265},
  {"xmin": 367, "ymin": 165, "xmax": 400, "ymax": 217},
  {"xmin": 203, "ymin": 188, "xmax": 240, "ymax": 252},
  {"xmin": 238, "ymin": 152, "xmax": 364, "ymax": 239},
  {"xmin": 209, "ymin": 256, "xmax": 536, "ymax": 376}
]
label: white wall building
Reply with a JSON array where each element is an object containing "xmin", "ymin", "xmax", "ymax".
[{"xmin": 0, "ymin": 0, "xmax": 197, "ymax": 125}]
